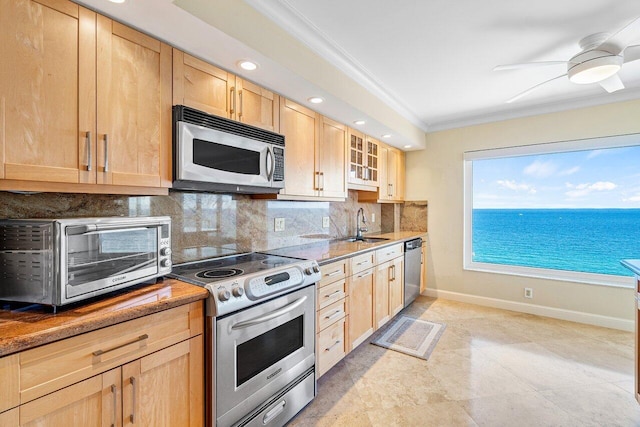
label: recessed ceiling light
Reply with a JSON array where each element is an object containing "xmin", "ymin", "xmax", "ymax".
[
  {"xmin": 381, "ymin": 134, "xmax": 392, "ymax": 138},
  {"xmin": 308, "ymin": 97, "xmax": 324, "ymax": 104},
  {"xmin": 353, "ymin": 120, "xmax": 366, "ymax": 125},
  {"xmin": 108, "ymin": 0, "xmax": 126, "ymax": 3},
  {"xmin": 404, "ymin": 145, "xmax": 412, "ymax": 149},
  {"xmin": 237, "ymin": 60, "xmax": 258, "ymax": 71}
]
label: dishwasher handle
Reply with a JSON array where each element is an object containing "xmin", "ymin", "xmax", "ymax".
[{"xmin": 404, "ymin": 237, "xmax": 423, "ymax": 251}]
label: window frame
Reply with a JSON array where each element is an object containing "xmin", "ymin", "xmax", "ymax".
[{"xmin": 463, "ymin": 133, "xmax": 639, "ymax": 288}]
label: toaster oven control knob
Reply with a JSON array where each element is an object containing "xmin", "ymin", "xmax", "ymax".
[
  {"xmin": 218, "ymin": 289, "xmax": 231, "ymax": 302},
  {"xmin": 160, "ymin": 259, "xmax": 172, "ymax": 268},
  {"xmin": 160, "ymin": 247, "xmax": 172, "ymax": 256},
  {"xmin": 232, "ymin": 287, "xmax": 244, "ymax": 298}
]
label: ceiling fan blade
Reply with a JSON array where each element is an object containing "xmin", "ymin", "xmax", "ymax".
[
  {"xmin": 494, "ymin": 61, "xmax": 567, "ymax": 71},
  {"xmin": 506, "ymin": 74, "xmax": 567, "ymax": 103},
  {"xmin": 600, "ymin": 16, "xmax": 640, "ymax": 54},
  {"xmin": 598, "ymin": 74, "xmax": 625, "ymax": 93},
  {"xmin": 624, "ymin": 44, "xmax": 640, "ymax": 63}
]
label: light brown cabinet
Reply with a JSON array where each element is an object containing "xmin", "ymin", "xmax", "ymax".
[
  {"xmin": 374, "ymin": 244, "xmax": 404, "ymax": 328},
  {"xmin": 420, "ymin": 240, "xmax": 427, "ymax": 293},
  {"xmin": 0, "ymin": 0, "xmax": 171, "ymax": 195},
  {"xmin": 347, "ymin": 129, "xmax": 379, "ymax": 191},
  {"xmin": 0, "ymin": 302, "xmax": 204, "ymax": 426},
  {"xmin": 173, "ymin": 50, "xmax": 280, "ymax": 133},
  {"xmin": 348, "ymin": 266, "xmax": 375, "ymax": 351},
  {"xmin": 359, "ymin": 143, "xmax": 405, "ymax": 203}
]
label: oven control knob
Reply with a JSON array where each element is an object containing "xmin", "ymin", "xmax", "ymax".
[
  {"xmin": 304, "ymin": 267, "xmax": 313, "ymax": 276},
  {"xmin": 312, "ymin": 265, "xmax": 320, "ymax": 273},
  {"xmin": 218, "ymin": 290, "xmax": 231, "ymax": 302},
  {"xmin": 160, "ymin": 247, "xmax": 172, "ymax": 256},
  {"xmin": 160, "ymin": 259, "xmax": 172, "ymax": 268},
  {"xmin": 232, "ymin": 287, "xmax": 244, "ymax": 298}
]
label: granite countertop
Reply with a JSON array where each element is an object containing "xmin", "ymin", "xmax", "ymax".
[
  {"xmin": 266, "ymin": 231, "xmax": 427, "ymax": 265},
  {"xmin": 621, "ymin": 260, "xmax": 640, "ymax": 277},
  {"xmin": 0, "ymin": 279, "xmax": 208, "ymax": 357}
]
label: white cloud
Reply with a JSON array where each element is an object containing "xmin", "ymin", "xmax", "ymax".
[
  {"xmin": 565, "ymin": 181, "xmax": 617, "ymax": 198},
  {"xmin": 496, "ymin": 180, "xmax": 537, "ymax": 194},
  {"xmin": 558, "ymin": 166, "xmax": 580, "ymax": 176},
  {"xmin": 523, "ymin": 160, "xmax": 557, "ymax": 178},
  {"xmin": 586, "ymin": 149, "xmax": 605, "ymax": 159},
  {"xmin": 623, "ymin": 194, "xmax": 640, "ymax": 203}
]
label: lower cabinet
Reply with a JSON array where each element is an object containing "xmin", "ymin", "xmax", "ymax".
[
  {"xmin": 0, "ymin": 301, "xmax": 204, "ymax": 426},
  {"xmin": 348, "ymin": 267, "xmax": 375, "ymax": 351},
  {"xmin": 374, "ymin": 256, "xmax": 404, "ymax": 329}
]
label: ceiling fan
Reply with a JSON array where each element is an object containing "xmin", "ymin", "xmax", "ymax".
[{"xmin": 494, "ymin": 16, "xmax": 640, "ymax": 103}]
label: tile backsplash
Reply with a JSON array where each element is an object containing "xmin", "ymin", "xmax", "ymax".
[{"xmin": 0, "ymin": 190, "xmax": 428, "ymax": 263}]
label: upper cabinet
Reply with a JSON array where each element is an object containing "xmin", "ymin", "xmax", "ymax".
[
  {"xmin": 0, "ymin": 0, "xmax": 171, "ymax": 195},
  {"xmin": 347, "ymin": 129, "xmax": 379, "ymax": 191},
  {"xmin": 359, "ymin": 142, "xmax": 405, "ymax": 203},
  {"xmin": 173, "ymin": 50, "xmax": 280, "ymax": 133},
  {"xmin": 276, "ymin": 99, "xmax": 347, "ymax": 201}
]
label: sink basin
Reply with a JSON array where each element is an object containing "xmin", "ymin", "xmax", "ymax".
[{"xmin": 344, "ymin": 237, "xmax": 390, "ymax": 243}]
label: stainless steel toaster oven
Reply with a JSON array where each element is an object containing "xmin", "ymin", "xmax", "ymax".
[{"xmin": 0, "ymin": 216, "xmax": 171, "ymax": 308}]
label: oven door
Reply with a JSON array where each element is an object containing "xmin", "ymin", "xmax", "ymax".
[
  {"xmin": 177, "ymin": 121, "xmax": 274, "ymax": 187},
  {"xmin": 215, "ymin": 285, "xmax": 315, "ymax": 427},
  {"xmin": 61, "ymin": 224, "xmax": 159, "ymax": 303}
]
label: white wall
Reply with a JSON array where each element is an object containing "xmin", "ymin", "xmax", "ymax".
[{"xmin": 406, "ymin": 98, "xmax": 640, "ymax": 329}]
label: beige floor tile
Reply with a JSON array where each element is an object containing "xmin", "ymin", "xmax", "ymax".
[
  {"xmin": 288, "ymin": 411, "xmax": 372, "ymax": 427},
  {"xmin": 367, "ymin": 401, "xmax": 479, "ymax": 427}
]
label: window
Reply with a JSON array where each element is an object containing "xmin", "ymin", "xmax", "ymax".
[{"xmin": 464, "ymin": 133, "xmax": 640, "ymax": 287}]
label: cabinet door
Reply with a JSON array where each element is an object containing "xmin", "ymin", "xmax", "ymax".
[
  {"xmin": 0, "ymin": 354, "xmax": 19, "ymax": 413},
  {"xmin": 236, "ymin": 78, "xmax": 279, "ymax": 132},
  {"xmin": 0, "ymin": 0, "xmax": 96, "ymax": 184},
  {"xmin": 173, "ymin": 50, "xmax": 235, "ymax": 119},
  {"xmin": 374, "ymin": 261, "xmax": 392, "ymax": 329},
  {"xmin": 318, "ymin": 116, "xmax": 347, "ymax": 199},
  {"xmin": 348, "ymin": 268, "xmax": 374, "ymax": 350},
  {"xmin": 18, "ymin": 368, "xmax": 120, "ymax": 427},
  {"xmin": 389, "ymin": 256, "xmax": 404, "ymax": 317},
  {"xmin": 347, "ymin": 128, "xmax": 366, "ymax": 186},
  {"xmin": 364, "ymin": 137, "xmax": 379, "ymax": 186},
  {"xmin": 122, "ymin": 336, "xmax": 203, "ymax": 427},
  {"xmin": 97, "ymin": 17, "xmax": 172, "ymax": 188},
  {"xmin": 420, "ymin": 242, "xmax": 427, "ymax": 293},
  {"xmin": 395, "ymin": 149, "xmax": 405, "ymax": 201},
  {"xmin": 279, "ymin": 99, "xmax": 318, "ymax": 197}
]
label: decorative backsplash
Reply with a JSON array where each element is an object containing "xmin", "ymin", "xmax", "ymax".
[{"xmin": 0, "ymin": 190, "xmax": 425, "ymax": 263}]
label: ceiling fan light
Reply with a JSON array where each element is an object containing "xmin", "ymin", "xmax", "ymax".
[{"xmin": 568, "ymin": 55, "xmax": 622, "ymax": 84}]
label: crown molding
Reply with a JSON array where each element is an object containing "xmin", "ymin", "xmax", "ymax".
[{"xmin": 244, "ymin": 0, "xmax": 429, "ymax": 132}]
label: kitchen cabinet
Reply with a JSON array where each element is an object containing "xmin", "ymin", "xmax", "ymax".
[
  {"xmin": 173, "ymin": 50, "xmax": 280, "ymax": 133},
  {"xmin": 348, "ymin": 251, "xmax": 376, "ymax": 350},
  {"xmin": 347, "ymin": 129, "xmax": 379, "ymax": 191},
  {"xmin": 317, "ymin": 116, "xmax": 348, "ymax": 199},
  {"xmin": 316, "ymin": 259, "xmax": 348, "ymax": 378},
  {"xmin": 6, "ymin": 301, "xmax": 204, "ymax": 426},
  {"xmin": 0, "ymin": 0, "xmax": 171, "ymax": 195},
  {"xmin": 374, "ymin": 244, "xmax": 404, "ymax": 328},
  {"xmin": 0, "ymin": 353, "xmax": 19, "ymax": 414},
  {"xmin": 420, "ymin": 240, "xmax": 427, "ymax": 293},
  {"xmin": 359, "ymin": 143, "xmax": 405, "ymax": 203}
]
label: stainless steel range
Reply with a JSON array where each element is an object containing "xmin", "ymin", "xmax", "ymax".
[{"xmin": 170, "ymin": 253, "xmax": 321, "ymax": 427}]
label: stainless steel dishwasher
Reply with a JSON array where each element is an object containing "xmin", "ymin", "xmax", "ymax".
[{"xmin": 404, "ymin": 237, "xmax": 423, "ymax": 307}]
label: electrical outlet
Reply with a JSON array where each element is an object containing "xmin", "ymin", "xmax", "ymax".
[
  {"xmin": 524, "ymin": 288, "xmax": 533, "ymax": 299},
  {"xmin": 371, "ymin": 213, "xmax": 375, "ymax": 223},
  {"xmin": 322, "ymin": 216, "xmax": 330, "ymax": 228},
  {"xmin": 274, "ymin": 217, "xmax": 285, "ymax": 232}
]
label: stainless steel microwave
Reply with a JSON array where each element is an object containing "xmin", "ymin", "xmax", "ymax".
[
  {"xmin": 0, "ymin": 216, "xmax": 172, "ymax": 308},
  {"xmin": 172, "ymin": 105, "xmax": 285, "ymax": 194}
]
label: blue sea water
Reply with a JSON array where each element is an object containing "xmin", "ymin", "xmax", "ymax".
[{"xmin": 472, "ymin": 209, "xmax": 640, "ymax": 277}]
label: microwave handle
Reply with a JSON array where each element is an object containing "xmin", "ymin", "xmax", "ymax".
[
  {"xmin": 266, "ymin": 147, "xmax": 274, "ymax": 181},
  {"xmin": 66, "ymin": 224, "xmax": 153, "ymax": 236}
]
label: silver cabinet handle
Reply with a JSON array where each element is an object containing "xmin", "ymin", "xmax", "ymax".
[
  {"xmin": 93, "ymin": 334, "xmax": 149, "ymax": 357},
  {"xmin": 232, "ymin": 296, "xmax": 307, "ymax": 329},
  {"xmin": 357, "ymin": 270, "xmax": 372, "ymax": 278},
  {"xmin": 325, "ymin": 340, "xmax": 342, "ymax": 352},
  {"xmin": 103, "ymin": 134, "xmax": 109, "ymax": 172},
  {"xmin": 315, "ymin": 171, "xmax": 321, "ymax": 190},
  {"xmin": 324, "ymin": 310, "xmax": 343, "ymax": 321},
  {"xmin": 263, "ymin": 400, "xmax": 286, "ymax": 425},
  {"xmin": 239, "ymin": 90, "xmax": 243, "ymax": 118},
  {"xmin": 325, "ymin": 270, "xmax": 342, "ymax": 277},
  {"xmin": 230, "ymin": 87, "xmax": 235, "ymax": 115},
  {"xmin": 324, "ymin": 290, "xmax": 343, "ymax": 298},
  {"xmin": 356, "ymin": 260, "xmax": 370, "ymax": 266},
  {"xmin": 320, "ymin": 172, "xmax": 324, "ymax": 191},
  {"xmin": 110, "ymin": 384, "xmax": 117, "ymax": 427},
  {"xmin": 86, "ymin": 131, "xmax": 92, "ymax": 171},
  {"xmin": 130, "ymin": 376, "xmax": 136, "ymax": 423},
  {"xmin": 392, "ymin": 265, "xmax": 396, "ymax": 280}
]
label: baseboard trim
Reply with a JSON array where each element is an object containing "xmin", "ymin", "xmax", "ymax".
[{"xmin": 423, "ymin": 289, "xmax": 633, "ymax": 331}]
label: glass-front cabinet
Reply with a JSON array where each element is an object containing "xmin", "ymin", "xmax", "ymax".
[{"xmin": 348, "ymin": 129, "xmax": 379, "ymax": 190}]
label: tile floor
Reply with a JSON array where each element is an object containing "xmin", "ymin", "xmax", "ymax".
[{"xmin": 290, "ymin": 296, "xmax": 640, "ymax": 426}]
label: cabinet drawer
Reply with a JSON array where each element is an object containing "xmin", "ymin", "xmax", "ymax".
[
  {"xmin": 19, "ymin": 301, "xmax": 203, "ymax": 404},
  {"xmin": 376, "ymin": 243, "xmax": 403, "ymax": 264},
  {"xmin": 317, "ymin": 299, "xmax": 347, "ymax": 331},
  {"xmin": 0, "ymin": 354, "xmax": 19, "ymax": 413},
  {"xmin": 317, "ymin": 279, "xmax": 346, "ymax": 310},
  {"xmin": 317, "ymin": 318, "xmax": 346, "ymax": 378},
  {"xmin": 319, "ymin": 259, "xmax": 348, "ymax": 287},
  {"xmin": 350, "ymin": 252, "xmax": 375, "ymax": 275}
]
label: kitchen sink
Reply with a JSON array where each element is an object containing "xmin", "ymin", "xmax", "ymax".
[{"xmin": 344, "ymin": 237, "xmax": 390, "ymax": 243}]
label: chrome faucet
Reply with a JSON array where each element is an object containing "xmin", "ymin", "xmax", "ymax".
[{"xmin": 356, "ymin": 208, "xmax": 368, "ymax": 240}]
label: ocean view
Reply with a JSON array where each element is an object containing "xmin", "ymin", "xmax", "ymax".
[{"xmin": 472, "ymin": 209, "xmax": 640, "ymax": 277}]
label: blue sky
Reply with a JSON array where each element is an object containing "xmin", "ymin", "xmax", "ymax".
[{"xmin": 473, "ymin": 146, "xmax": 640, "ymax": 209}]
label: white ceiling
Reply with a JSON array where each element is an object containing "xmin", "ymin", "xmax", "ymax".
[{"xmin": 76, "ymin": 0, "xmax": 640, "ymax": 149}]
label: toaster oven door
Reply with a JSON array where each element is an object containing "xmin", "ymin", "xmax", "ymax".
[{"xmin": 62, "ymin": 225, "xmax": 159, "ymax": 300}]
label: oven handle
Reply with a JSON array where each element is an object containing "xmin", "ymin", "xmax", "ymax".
[{"xmin": 231, "ymin": 296, "xmax": 307, "ymax": 330}]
